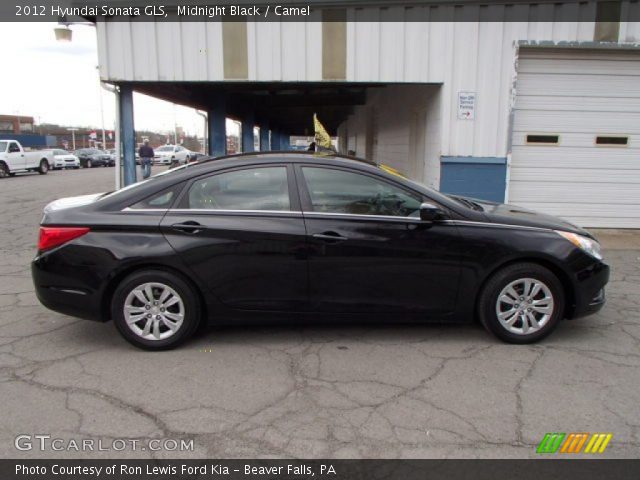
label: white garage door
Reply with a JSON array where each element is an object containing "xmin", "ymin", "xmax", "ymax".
[{"xmin": 510, "ymin": 48, "xmax": 640, "ymax": 228}]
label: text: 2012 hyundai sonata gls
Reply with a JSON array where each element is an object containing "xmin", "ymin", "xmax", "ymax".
[{"xmin": 32, "ymin": 152, "xmax": 609, "ymax": 350}]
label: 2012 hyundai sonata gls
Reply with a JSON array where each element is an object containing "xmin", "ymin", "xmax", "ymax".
[{"xmin": 32, "ymin": 152, "xmax": 609, "ymax": 350}]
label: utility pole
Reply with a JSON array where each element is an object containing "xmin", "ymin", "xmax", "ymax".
[
  {"xmin": 68, "ymin": 128, "xmax": 78, "ymax": 151},
  {"xmin": 97, "ymin": 67, "xmax": 107, "ymax": 149}
]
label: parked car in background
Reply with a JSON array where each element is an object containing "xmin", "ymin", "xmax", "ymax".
[
  {"xmin": 153, "ymin": 145, "xmax": 192, "ymax": 166},
  {"xmin": 52, "ymin": 149, "xmax": 80, "ymax": 170},
  {"xmin": 32, "ymin": 152, "xmax": 609, "ymax": 349},
  {"xmin": 188, "ymin": 152, "xmax": 207, "ymax": 163},
  {"xmin": 75, "ymin": 148, "xmax": 114, "ymax": 168},
  {"xmin": 0, "ymin": 140, "xmax": 52, "ymax": 177}
]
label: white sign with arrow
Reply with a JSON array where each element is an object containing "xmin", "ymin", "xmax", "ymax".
[{"xmin": 457, "ymin": 91, "xmax": 476, "ymax": 120}]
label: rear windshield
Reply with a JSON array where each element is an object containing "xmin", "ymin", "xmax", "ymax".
[
  {"xmin": 0, "ymin": 141, "xmax": 7, "ymax": 152},
  {"xmin": 99, "ymin": 164, "xmax": 192, "ymax": 201}
]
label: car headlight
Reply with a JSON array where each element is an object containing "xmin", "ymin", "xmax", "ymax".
[{"xmin": 555, "ymin": 230, "xmax": 603, "ymax": 260}]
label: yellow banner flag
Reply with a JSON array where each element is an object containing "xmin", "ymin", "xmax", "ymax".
[
  {"xmin": 379, "ymin": 164, "xmax": 407, "ymax": 179},
  {"xmin": 313, "ymin": 114, "xmax": 333, "ymax": 150}
]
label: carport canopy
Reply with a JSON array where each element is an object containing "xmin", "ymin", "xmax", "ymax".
[{"xmin": 131, "ymin": 81, "xmax": 381, "ymax": 136}]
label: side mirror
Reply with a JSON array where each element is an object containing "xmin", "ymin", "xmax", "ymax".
[{"xmin": 420, "ymin": 202, "xmax": 448, "ymax": 222}]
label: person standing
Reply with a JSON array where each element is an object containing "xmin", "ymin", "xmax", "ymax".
[{"xmin": 138, "ymin": 140, "xmax": 154, "ymax": 179}]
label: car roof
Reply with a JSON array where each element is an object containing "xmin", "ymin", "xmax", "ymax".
[{"xmin": 198, "ymin": 150, "xmax": 379, "ymax": 168}]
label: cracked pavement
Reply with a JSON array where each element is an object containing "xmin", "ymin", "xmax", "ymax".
[{"xmin": 0, "ymin": 167, "xmax": 639, "ymax": 459}]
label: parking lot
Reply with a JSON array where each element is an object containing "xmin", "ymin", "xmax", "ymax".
[{"xmin": 0, "ymin": 166, "xmax": 639, "ymax": 459}]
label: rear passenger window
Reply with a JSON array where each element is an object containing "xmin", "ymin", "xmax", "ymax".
[
  {"xmin": 186, "ymin": 167, "xmax": 290, "ymax": 211},
  {"xmin": 130, "ymin": 185, "xmax": 182, "ymax": 210}
]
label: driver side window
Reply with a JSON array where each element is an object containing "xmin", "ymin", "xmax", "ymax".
[
  {"xmin": 8, "ymin": 143, "xmax": 20, "ymax": 153},
  {"xmin": 301, "ymin": 167, "xmax": 422, "ymax": 217}
]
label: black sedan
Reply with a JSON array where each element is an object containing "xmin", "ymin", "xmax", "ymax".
[
  {"xmin": 74, "ymin": 148, "xmax": 114, "ymax": 168},
  {"xmin": 32, "ymin": 152, "xmax": 609, "ymax": 350}
]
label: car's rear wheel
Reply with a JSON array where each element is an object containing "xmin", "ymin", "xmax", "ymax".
[
  {"xmin": 112, "ymin": 269, "xmax": 201, "ymax": 350},
  {"xmin": 38, "ymin": 160, "xmax": 49, "ymax": 174},
  {"xmin": 478, "ymin": 263, "xmax": 564, "ymax": 344}
]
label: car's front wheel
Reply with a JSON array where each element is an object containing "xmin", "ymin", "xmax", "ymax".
[
  {"xmin": 478, "ymin": 263, "xmax": 564, "ymax": 344},
  {"xmin": 112, "ymin": 270, "xmax": 201, "ymax": 350}
]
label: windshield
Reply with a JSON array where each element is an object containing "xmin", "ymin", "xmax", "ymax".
[
  {"xmin": 445, "ymin": 194, "xmax": 485, "ymax": 211},
  {"xmin": 156, "ymin": 146, "xmax": 174, "ymax": 152},
  {"xmin": 0, "ymin": 141, "xmax": 7, "ymax": 152}
]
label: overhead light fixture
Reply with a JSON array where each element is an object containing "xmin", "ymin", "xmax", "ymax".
[{"xmin": 54, "ymin": 26, "xmax": 73, "ymax": 42}]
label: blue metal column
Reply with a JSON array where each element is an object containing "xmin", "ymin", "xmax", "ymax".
[
  {"xmin": 241, "ymin": 112, "xmax": 255, "ymax": 153},
  {"xmin": 207, "ymin": 101, "xmax": 226, "ymax": 157},
  {"xmin": 259, "ymin": 120, "xmax": 270, "ymax": 151},
  {"xmin": 270, "ymin": 129, "xmax": 280, "ymax": 150},
  {"xmin": 280, "ymin": 133, "xmax": 290, "ymax": 150},
  {"xmin": 119, "ymin": 84, "xmax": 136, "ymax": 186}
]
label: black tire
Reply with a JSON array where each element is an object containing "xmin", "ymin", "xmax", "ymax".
[
  {"xmin": 38, "ymin": 160, "xmax": 49, "ymax": 175},
  {"xmin": 112, "ymin": 269, "xmax": 201, "ymax": 350},
  {"xmin": 0, "ymin": 162, "xmax": 9, "ymax": 179},
  {"xmin": 477, "ymin": 262, "xmax": 565, "ymax": 344}
]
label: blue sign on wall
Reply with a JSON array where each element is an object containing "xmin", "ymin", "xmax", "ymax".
[{"xmin": 440, "ymin": 156, "xmax": 507, "ymax": 203}]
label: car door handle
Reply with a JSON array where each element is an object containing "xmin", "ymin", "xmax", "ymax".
[
  {"xmin": 312, "ymin": 231, "xmax": 348, "ymax": 243},
  {"xmin": 171, "ymin": 221, "xmax": 202, "ymax": 234}
]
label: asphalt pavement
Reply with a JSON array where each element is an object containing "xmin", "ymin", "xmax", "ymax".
[{"xmin": 0, "ymin": 166, "xmax": 638, "ymax": 459}]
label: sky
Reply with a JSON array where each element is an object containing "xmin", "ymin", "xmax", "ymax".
[{"xmin": 0, "ymin": 23, "xmax": 237, "ymax": 138}]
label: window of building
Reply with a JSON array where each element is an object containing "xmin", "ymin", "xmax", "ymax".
[
  {"xmin": 301, "ymin": 167, "xmax": 422, "ymax": 217},
  {"xmin": 526, "ymin": 135, "xmax": 560, "ymax": 145},
  {"xmin": 19, "ymin": 122, "xmax": 34, "ymax": 133},
  {"xmin": 596, "ymin": 135, "xmax": 629, "ymax": 146},
  {"xmin": 186, "ymin": 166, "xmax": 290, "ymax": 211},
  {"xmin": 0, "ymin": 121, "xmax": 13, "ymax": 133},
  {"xmin": 594, "ymin": 1, "xmax": 621, "ymax": 41}
]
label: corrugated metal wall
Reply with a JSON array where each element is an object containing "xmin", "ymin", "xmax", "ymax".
[{"xmin": 97, "ymin": 1, "xmax": 640, "ymax": 160}]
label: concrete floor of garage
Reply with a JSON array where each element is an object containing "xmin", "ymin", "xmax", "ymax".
[{"xmin": 0, "ymin": 167, "xmax": 638, "ymax": 459}]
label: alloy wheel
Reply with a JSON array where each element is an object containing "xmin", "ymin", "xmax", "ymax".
[
  {"xmin": 495, "ymin": 278, "xmax": 554, "ymax": 335},
  {"xmin": 123, "ymin": 282, "xmax": 185, "ymax": 341}
]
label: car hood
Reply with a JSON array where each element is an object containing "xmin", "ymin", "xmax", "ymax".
[
  {"xmin": 44, "ymin": 193, "xmax": 105, "ymax": 213},
  {"xmin": 454, "ymin": 196, "xmax": 593, "ymax": 238}
]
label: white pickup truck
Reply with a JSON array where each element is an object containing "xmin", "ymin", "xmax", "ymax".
[{"xmin": 0, "ymin": 140, "xmax": 53, "ymax": 178}]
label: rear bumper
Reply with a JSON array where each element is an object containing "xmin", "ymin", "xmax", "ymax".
[
  {"xmin": 568, "ymin": 261, "xmax": 610, "ymax": 319},
  {"xmin": 31, "ymin": 258, "xmax": 105, "ymax": 322}
]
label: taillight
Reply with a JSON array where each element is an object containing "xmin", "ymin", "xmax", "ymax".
[{"xmin": 38, "ymin": 227, "xmax": 90, "ymax": 252}]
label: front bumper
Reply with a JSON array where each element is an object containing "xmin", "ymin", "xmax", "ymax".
[{"xmin": 568, "ymin": 261, "xmax": 610, "ymax": 319}]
